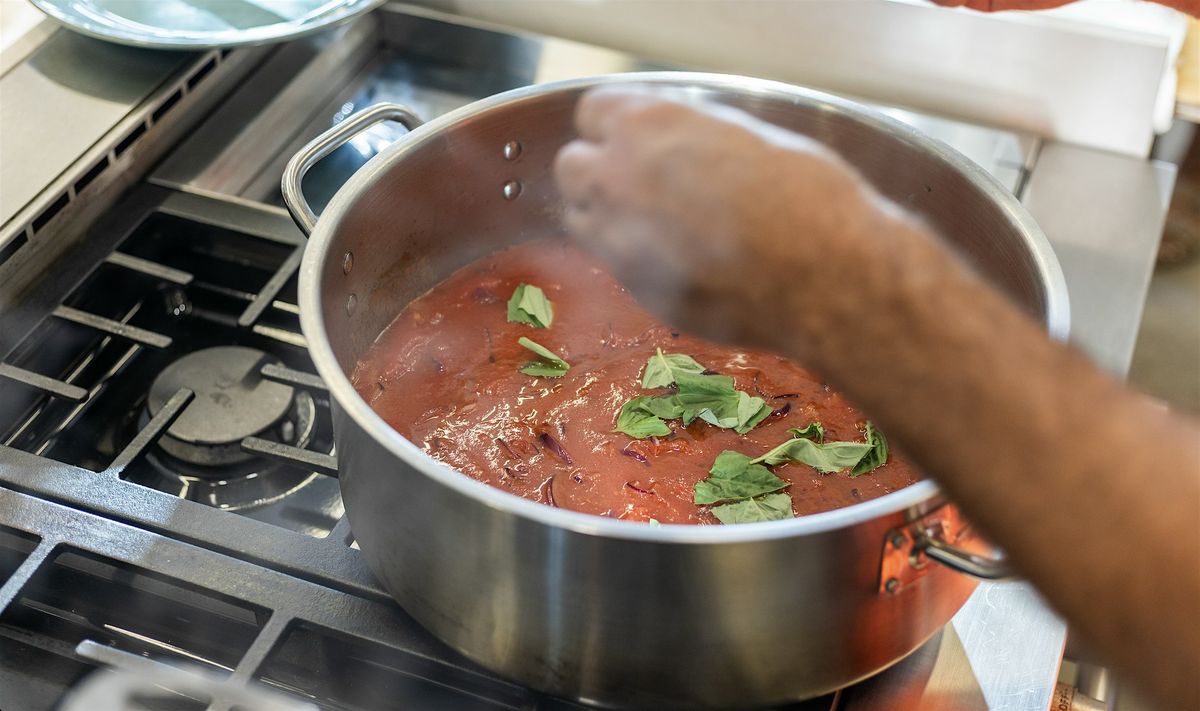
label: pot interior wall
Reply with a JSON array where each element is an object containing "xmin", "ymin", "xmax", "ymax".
[{"xmin": 317, "ymin": 82, "xmax": 1049, "ymax": 374}]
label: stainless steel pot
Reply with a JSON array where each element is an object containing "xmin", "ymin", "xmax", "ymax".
[{"xmin": 283, "ymin": 73, "xmax": 1070, "ymax": 708}]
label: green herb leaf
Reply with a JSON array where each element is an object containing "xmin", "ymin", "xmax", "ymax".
[
  {"xmin": 641, "ymin": 348, "xmax": 706, "ymax": 389},
  {"xmin": 674, "ymin": 372, "xmax": 771, "ymax": 434},
  {"xmin": 790, "ymin": 421, "xmax": 825, "ymax": 443},
  {"xmin": 711, "ymin": 493, "xmax": 795, "ymax": 524},
  {"xmin": 673, "ymin": 371, "xmax": 736, "ymax": 405},
  {"xmin": 615, "ymin": 396, "xmax": 673, "ymax": 438},
  {"xmin": 695, "ymin": 408, "xmax": 736, "ymax": 429},
  {"xmin": 750, "ymin": 436, "xmax": 871, "ymax": 472},
  {"xmin": 747, "ymin": 423, "xmax": 882, "ymax": 474},
  {"xmin": 506, "ymin": 284, "xmax": 554, "ymax": 328},
  {"xmin": 613, "ymin": 394, "xmax": 685, "ymax": 438},
  {"xmin": 693, "ymin": 451, "xmax": 788, "ymax": 504},
  {"xmin": 640, "ymin": 395, "xmax": 685, "ymax": 420},
  {"xmin": 616, "ymin": 368, "xmax": 771, "ymax": 438},
  {"xmin": 520, "ymin": 363, "xmax": 570, "ymax": 377},
  {"xmin": 734, "ymin": 390, "xmax": 773, "ymax": 434},
  {"xmin": 850, "ymin": 422, "xmax": 888, "ymax": 477},
  {"xmin": 517, "ymin": 336, "xmax": 569, "ymax": 377}
]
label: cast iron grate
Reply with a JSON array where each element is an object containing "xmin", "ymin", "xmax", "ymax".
[
  {"xmin": 0, "ymin": 527, "xmax": 40, "ymax": 586},
  {"xmin": 0, "ymin": 547, "xmax": 270, "ymax": 672},
  {"xmin": 0, "ymin": 491, "xmax": 648, "ymax": 711},
  {"xmin": 0, "ymin": 208, "xmax": 341, "ymax": 538}
]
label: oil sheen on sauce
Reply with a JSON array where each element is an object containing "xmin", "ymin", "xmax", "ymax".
[{"xmin": 352, "ymin": 240, "xmax": 919, "ymax": 525}]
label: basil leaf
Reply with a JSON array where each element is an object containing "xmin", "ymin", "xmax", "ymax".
[
  {"xmin": 615, "ymin": 396, "xmax": 673, "ymax": 438},
  {"xmin": 679, "ymin": 380, "xmax": 769, "ymax": 435},
  {"xmin": 616, "ymin": 362, "xmax": 771, "ymax": 439},
  {"xmin": 696, "ymin": 409, "xmax": 737, "ymax": 429},
  {"xmin": 507, "ymin": 284, "xmax": 554, "ymax": 328},
  {"xmin": 520, "ymin": 363, "xmax": 570, "ymax": 377},
  {"xmin": 614, "ymin": 394, "xmax": 686, "ymax": 438},
  {"xmin": 711, "ymin": 493, "xmax": 795, "ymax": 524},
  {"xmin": 750, "ymin": 436, "xmax": 871, "ymax": 472},
  {"xmin": 674, "ymin": 371, "xmax": 736, "ymax": 401},
  {"xmin": 517, "ymin": 337, "xmax": 569, "ymax": 377},
  {"xmin": 641, "ymin": 348, "xmax": 705, "ymax": 389},
  {"xmin": 640, "ymin": 395, "xmax": 685, "ymax": 420},
  {"xmin": 734, "ymin": 391, "xmax": 773, "ymax": 435},
  {"xmin": 850, "ymin": 422, "xmax": 888, "ymax": 477},
  {"xmin": 790, "ymin": 421, "xmax": 825, "ymax": 443},
  {"xmin": 674, "ymin": 371, "xmax": 740, "ymax": 426},
  {"xmin": 627, "ymin": 370, "xmax": 771, "ymax": 434},
  {"xmin": 693, "ymin": 451, "xmax": 788, "ymax": 504}
]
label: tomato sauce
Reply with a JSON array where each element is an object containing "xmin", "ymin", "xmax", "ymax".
[{"xmin": 352, "ymin": 240, "xmax": 919, "ymax": 524}]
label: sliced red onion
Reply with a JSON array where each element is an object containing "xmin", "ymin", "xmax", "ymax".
[
  {"xmin": 620, "ymin": 442, "xmax": 648, "ymax": 464},
  {"xmin": 538, "ymin": 476, "xmax": 558, "ymax": 507},
  {"xmin": 539, "ymin": 432, "xmax": 573, "ymax": 465}
]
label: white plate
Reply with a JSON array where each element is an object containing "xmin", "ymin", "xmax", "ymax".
[{"xmin": 29, "ymin": 0, "xmax": 385, "ymax": 49}]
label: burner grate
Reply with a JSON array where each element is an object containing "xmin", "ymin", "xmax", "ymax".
[
  {"xmin": 0, "ymin": 527, "xmax": 39, "ymax": 585},
  {"xmin": 0, "ymin": 201, "xmax": 342, "ymax": 538},
  {"xmin": 0, "ymin": 491, "xmax": 839, "ymax": 711},
  {"xmin": 0, "ymin": 490, "xmax": 586, "ymax": 711},
  {"xmin": 1, "ymin": 547, "xmax": 269, "ymax": 673}
]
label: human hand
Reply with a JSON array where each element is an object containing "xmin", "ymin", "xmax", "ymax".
[
  {"xmin": 553, "ymin": 87, "xmax": 886, "ymax": 347},
  {"xmin": 933, "ymin": 0, "xmax": 1199, "ymax": 13},
  {"xmin": 931, "ymin": 0, "xmax": 1074, "ymax": 10}
]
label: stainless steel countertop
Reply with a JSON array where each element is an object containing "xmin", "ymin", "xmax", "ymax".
[
  {"xmin": 0, "ymin": 6, "xmax": 1177, "ymax": 709},
  {"xmin": 1023, "ymin": 144, "xmax": 1177, "ymax": 376}
]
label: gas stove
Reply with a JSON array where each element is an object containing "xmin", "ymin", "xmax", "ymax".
[
  {"xmin": 0, "ymin": 4, "xmax": 1174, "ymax": 711},
  {"xmin": 1, "ymin": 198, "xmax": 338, "ymax": 527}
]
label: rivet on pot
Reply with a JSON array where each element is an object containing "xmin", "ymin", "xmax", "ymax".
[
  {"xmin": 503, "ymin": 180, "xmax": 522, "ymax": 201},
  {"xmin": 884, "ymin": 577, "xmax": 900, "ymax": 594},
  {"xmin": 503, "ymin": 141, "xmax": 522, "ymax": 160},
  {"xmin": 342, "ymin": 251, "xmax": 354, "ymax": 274},
  {"xmin": 889, "ymin": 531, "xmax": 906, "ymax": 549},
  {"xmin": 346, "ymin": 293, "xmax": 358, "ymax": 315}
]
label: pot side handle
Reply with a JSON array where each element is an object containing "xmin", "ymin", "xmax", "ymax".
[
  {"xmin": 919, "ymin": 532, "xmax": 1013, "ymax": 580},
  {"xmin": 282, "ymin": 103, "xmax": 424, "ymax": 236},
  {"xmin": 879, "ymin": 503, "xmax": 1014, "ymax": 595}
]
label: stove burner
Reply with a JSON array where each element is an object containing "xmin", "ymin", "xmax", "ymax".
[
  {"xmin": 147, "ymin": 346, "xmax": 294, "ymax": 466},
  {"xmin": 138, "ymin": 346, "xmax": 325, "ymax": 511}
]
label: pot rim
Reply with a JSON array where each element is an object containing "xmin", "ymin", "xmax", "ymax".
[{"xmin": 298, "ymin": 71, "xmax": 1070, "ymax": 544}]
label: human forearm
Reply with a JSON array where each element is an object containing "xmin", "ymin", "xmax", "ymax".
[{"xmin": 764, "ymin": 195, "xmax": 1200, "ymax": 709}]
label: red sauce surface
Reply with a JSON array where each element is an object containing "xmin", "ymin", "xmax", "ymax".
[{"xmin": 353, "ymin": 241, "xmax": 919, "ymax": 524}]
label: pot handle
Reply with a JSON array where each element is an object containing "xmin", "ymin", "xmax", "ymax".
[
  {"xmin": 879, "ymin": 503, "xmax": 1014, "ymax": 595},
  {"xmin": 918, "ymin": 532, "xmax": 1013, "ymax": 580},
  {"xmin": 282, "ymin": 103, "xmax": 424, "ymax": 236}
]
